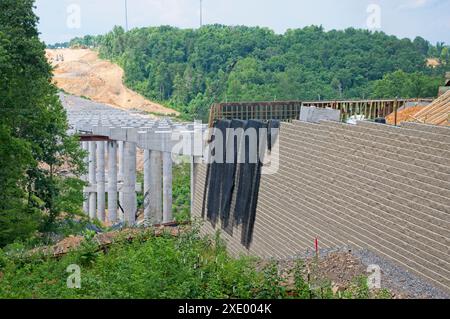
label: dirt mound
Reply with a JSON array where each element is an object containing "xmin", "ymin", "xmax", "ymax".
[
  {"xmin": 274, "ymin": 252, "xmax": 365, "ymax": 294},
  {"xmin": 32, "ymin": 225, "xmax": 184, "ymax": 258},
  {"xmin": 426, "ymin": 58, "xmax": 440, "ymax": 68},
  {"xmin": 46, "ymin": 48, "xmax": 178, "ymax": 116}
]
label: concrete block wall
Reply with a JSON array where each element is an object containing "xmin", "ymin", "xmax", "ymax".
[{"xmin": 192, "ymin": 121, "xmax": 450, "ymax": 292}]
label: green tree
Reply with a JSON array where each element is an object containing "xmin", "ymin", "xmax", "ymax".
[
  {"xmin": 440, "ymin": 47, "xmax": 449, "ymax": 65},
  {"xmin": 0, "ymin": 126, "xmax": 38, "ymax": 246},
  {"xmin": 371, "ymin": 70, "xmax": 442, "ymax": 98},
  {"xmin": 0, "ymin": 0, "xmax": 85, "ymax": 245}
]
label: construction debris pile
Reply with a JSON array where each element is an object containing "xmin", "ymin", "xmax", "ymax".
[{"xmin": 31, "ymin": 225, "xmax": 184, "ymax": 258}]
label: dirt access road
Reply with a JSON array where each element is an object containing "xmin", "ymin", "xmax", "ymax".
[{"xmin": 46, "ymin": 48, "xmax": 178, "ymax": 116}]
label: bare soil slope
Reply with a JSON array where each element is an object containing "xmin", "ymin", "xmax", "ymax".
[{"xmin": 46, "ymin": 48, "xmax": 178, "ymax": 115}]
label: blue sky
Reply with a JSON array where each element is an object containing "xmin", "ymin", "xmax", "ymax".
[{"xmin": 35, "ymin": 0, "xmax": 450, "ymax": 45}]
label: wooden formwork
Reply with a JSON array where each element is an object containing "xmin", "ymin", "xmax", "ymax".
[
  {"xmin": 208, "ymin": 101, "xmax": 302, "ymax": 127},
  {"xmin": 208, "ymin": 98, "xmax": 432, "ymax": 127}
]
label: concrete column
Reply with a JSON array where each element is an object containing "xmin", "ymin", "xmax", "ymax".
[
  {"xmin": 96, "ymin": 141, "xmax": 106, "ymax": 222},
  {"xmin": 162, "ymin": 152, "xmax": 173, "ymax": 223},
  {"xmin": 88, "ymin": 141, "xmax": 97, "ymax": 220},
  {"xmin": 82, "ymin": 141, "xmax": 89, "ymax": 214},
  {"xmin": 143, "ymin": 149, "xmax": 151, "ymax": 225},
  {"xmin": 190, "ymin": 156, "xmax": 198, "ymax": 217},
  {"xmin": 108, "ymin": 141, "xmax": 118, "ymax": 223},
  {"xmin": 118, "ymin": 141, "xmax": 125, "ymax": 221},
  {"xmin": 122, "ymin": 142, "xmax": 137, "ymax": 225},
  {"xmin": 150, "ymin": 151, "xmax": 162, "ymax": 224}
]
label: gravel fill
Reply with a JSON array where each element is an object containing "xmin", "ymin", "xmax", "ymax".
[
  {"xmin": 285, "ymin": 246, "xmax": 449, "ymax": 299},
  {"xmin": 352, "ymin": 248, "xmax": 449, "ymax": 299}
]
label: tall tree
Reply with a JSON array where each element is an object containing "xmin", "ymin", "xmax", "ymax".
[{"xmin": 0, "ymin": 0, "xmax": 84, "ymax": 246}]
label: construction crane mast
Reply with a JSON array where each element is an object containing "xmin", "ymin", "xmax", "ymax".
[
  {"xmin": 125, "ymin": 0, "xmax": 129, "ymax": 31},
  {"xmin": 200, "ymin": 0, "xmax": 203, "ymax": 27}
]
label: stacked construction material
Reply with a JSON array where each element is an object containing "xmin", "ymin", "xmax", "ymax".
[{"xmin": 408, "ymin": 90, "xmax": 450, "ymax": 126}]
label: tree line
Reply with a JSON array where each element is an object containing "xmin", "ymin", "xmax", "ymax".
[{"xmin": 58, "ymin": 25, "xmax": 449, "ymax": 120}]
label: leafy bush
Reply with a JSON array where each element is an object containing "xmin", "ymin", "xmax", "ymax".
[
  {"xmin": 0, "ymin": 249, "xmax": 7, "ymax": 270},
  {"xmin": 172, "ymin": 163, "xmax": 191, "ymax": 223},
  {"xmin": 294, "ymin": 260, "xmax": 311, "ymax": 299},
  {"xmin": 0, "ymin": 226, "xmax": 391, "ymax": 299},
  {"xmin": 255, "ymin": 262, "xmax": 287, "ymax": 299}
]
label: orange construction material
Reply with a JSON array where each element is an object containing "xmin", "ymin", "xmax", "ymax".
[{"xmin": 386, "ymin": 106, "xmax": 426, "ymax": 125}]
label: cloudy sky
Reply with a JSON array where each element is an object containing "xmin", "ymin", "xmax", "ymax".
[{"xmin": 35, "ymin": 0, "xmax": 450, "ymax": 45}]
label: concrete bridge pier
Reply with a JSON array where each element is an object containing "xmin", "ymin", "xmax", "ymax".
[
  {"xmin": 118, "ymin": 141, "xmax": 125, "ymax": 222},
  {"xmin": 108, "ymin": 140, "xmax": 118, "ymax": 223},
  {"xmin": 122, "ymin": 141, "xmax": 137, "ymax": 225},
  {"xmin": 75, "ymin": 114, "xmax": 207, "ymax": 228},
  {"xmin": 162, "ymin": 151, "xmax": 173, "ymax": 223},
  {"xmin": 88, "ymin": 141, "xmax": 97, "ymax": 220},
  {"xmin": 143, "ymin": 149, "xmax": 151, "ymax": 226},
  {"xmin": 96, "ymin": 141, "xmax": 106, "ymax": 221},
  {"xmin": 150, "ymin": 150, "xmax": 163, "ymax": 224},
  {"xmin": 82, "ymin": 141, "xmax": 89, "ymax": 214},
  {"xmin": 190, "ymin": 156, "xmax": 199, "ymax": 216}
]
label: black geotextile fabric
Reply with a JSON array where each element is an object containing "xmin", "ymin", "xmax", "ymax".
[
  {"xmin": 268, "ymin": 120, "xmax": 281, "ymax": 153},
  {"xmin": 234, "ymin": 119, "xmax": 265, "ymax": 248},
  {"xmin": 220, "ymin": 119, "xmax": 245, "ymax": 230},
  {"xmin": 205, "ymin": 120, "xmax": 231, "ymax": 227},
  {"xmin": 203, "ymin": 119, "xmax": 281, "ymax": 249}
]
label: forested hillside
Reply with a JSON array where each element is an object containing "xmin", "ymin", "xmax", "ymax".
[{"xmin": 61, "ymin": 25, "xmax": 448, "ymax": 119}]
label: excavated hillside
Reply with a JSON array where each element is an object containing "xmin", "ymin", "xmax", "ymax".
[{"xmin": 46, "ymin": 48, "xmax": 178, "ymax": 116}]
